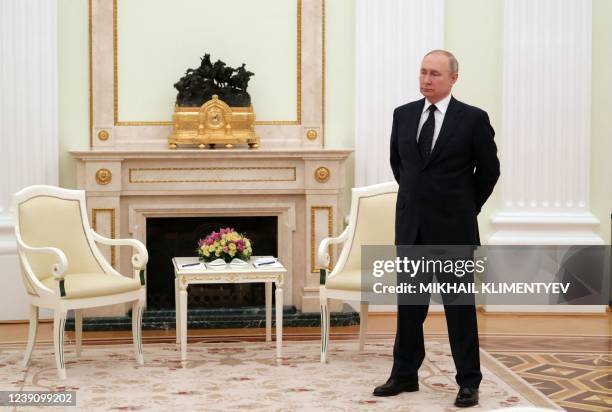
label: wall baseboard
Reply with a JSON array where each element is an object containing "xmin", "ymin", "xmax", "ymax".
[{"xmin": 483, "ymin": 305, "xmax": 608, "ymax": 313}]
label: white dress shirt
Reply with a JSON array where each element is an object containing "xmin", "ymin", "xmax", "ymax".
[{"xmin": 416, "ymin": 93, "xmax": 452, "ymax": 150}]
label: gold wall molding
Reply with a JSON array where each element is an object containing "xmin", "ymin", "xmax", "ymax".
[
  {"xmin": 111, "ymin": 0, "xmax": 303, "ymax": 127},
  {"xmin": 97, "ymin": 130, "xmax": 110, "ymax": 141},
  {"xmin": 128, "ymin": 166, "xmax": 297, "ymax": 184},
  {"xmin": 321, "ymin": 0, "xmax": 325, "ymax": 144},
  {"xmin": 310, "ymin": 206, "xmax": 333, "ymax": 273},
  {"xmin": 95, "ymin": 168, "xmax": 113, "ymax": 185},
  {"xmin": 306, "ymin": 129, "xmax": 318, "ymax": 140},
  {"xmin": 88, "ymin": 0, "xmax": 93, "ymax": 147},
  {"xmin": 92, "ymin": 208, "xmax": 116, "ymax": 268},
  {"xmin": 314, "ymin": 166, "xmax": 330, "ymax": 183}
]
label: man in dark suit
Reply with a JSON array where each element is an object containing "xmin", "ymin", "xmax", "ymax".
[{"xmin": 373, "ymin": 50, "xmax": 500, "ymax": 408}]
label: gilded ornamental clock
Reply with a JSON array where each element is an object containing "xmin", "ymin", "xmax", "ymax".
[{"xmin": 168, "ymin": 53, "xmax": 259, "ymax": 149}]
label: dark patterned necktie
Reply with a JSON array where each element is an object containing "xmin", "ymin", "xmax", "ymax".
[{"xmin": 418, "ymin": 104, "xmax": 437, "ymax": 161}]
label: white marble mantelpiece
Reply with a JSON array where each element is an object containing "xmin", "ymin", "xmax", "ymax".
[
  {"xmin": 72, "ymin": 148, "xmax": 351, "ymax": 159},
  {"xmin": 71, "ymin": 148, "xmax": 352, "ymax": 314}
]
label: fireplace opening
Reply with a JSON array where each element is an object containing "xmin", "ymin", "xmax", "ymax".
[{"xmin": 146, "ymin": 216, "xmax": 278, "ymax": 309}]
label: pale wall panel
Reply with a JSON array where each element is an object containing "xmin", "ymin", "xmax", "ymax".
[
  {"xmin": 117, "ymin": 0, "xmax": 297, "ymax": 122},
  {"xmin": 354, "ymin": 0, "xmax": 445, "ymax": 187},
  {"xmin": 0, "ymin": 0, "xmax": 59, "ymax": 320}
]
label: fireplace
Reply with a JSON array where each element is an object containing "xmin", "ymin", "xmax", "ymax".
[
  {"xmin": 146, "ymin": 216, "xmax": 277, "ymax": 309},
  {"xmin": 71, "ymin": 149, "xmax": 351, "ymax": 314}
]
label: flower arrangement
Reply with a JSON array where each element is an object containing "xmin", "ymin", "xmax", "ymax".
[{"xmin": 197, "ymin": 227, "xmax": 253, "ymax": 263}]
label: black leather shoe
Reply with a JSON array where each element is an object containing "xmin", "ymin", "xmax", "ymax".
[
  {"xmin": 373, "ymin": 379, "xmax": 419, "ymax": 397},
  {"xmin": 454, "ymin": 387, "xmax": 479, "ymax": 407}
]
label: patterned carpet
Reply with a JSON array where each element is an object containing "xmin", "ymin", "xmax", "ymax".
[
  {"xmin": 482, "ymin": 335, "xmax": 611, "ymax": 412},
  {"xmin": 0, "ymin": 339, "xmax": 558, "ymax": 411}
]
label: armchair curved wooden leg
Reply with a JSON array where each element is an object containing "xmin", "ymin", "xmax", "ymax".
[
  {"xmin": 359, "ymin": 302, "xmax": 368, "ymax": 351},
  {"xmin": 320, "ymin": 292, "xmax": 330, "ymax": 364},
  {"xmin": 132, "ymin": 300, "xmax": 145, "ymax": 365},
  {"xmin": 75, "ymin": 310, "xmax": 83, "ymax": 357},
  {"xmin": 21, "ymin": 305, "xmax": 38, "ymax": 368},
  {"xmin": 53, "ymin": 309, "xmax": 67, "ymax": 380},
  {"xmin": 174, "ymin": 278, "xmax": 180, "ymax": 347}
]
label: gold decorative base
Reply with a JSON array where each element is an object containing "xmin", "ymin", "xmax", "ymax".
[{"xmin": 169, "ymin": 95, "xmax": 259, "ymax": 149}]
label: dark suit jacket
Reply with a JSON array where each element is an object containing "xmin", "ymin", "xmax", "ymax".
[{"xmin": 390, "ymin": 96, "xmax": 500, "ymax": 245}]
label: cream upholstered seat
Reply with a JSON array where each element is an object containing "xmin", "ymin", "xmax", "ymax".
[
  {"xmin": 40, "ymin": 273, "xmax": 141, "ymax": 299},
  {"xmin": 324, "ymin": 269, "xmax": 362, "ymax": 291},
  {"xmin": 318, "ymin": 181, "xmax": 397, "ymax": 363},
  {"xmin": 13, "ymin": 185, "xmax": 148, "ymax": 379}
]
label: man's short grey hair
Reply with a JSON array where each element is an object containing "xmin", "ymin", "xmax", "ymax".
[{"xmin": 425, "ymin": 49, "xmax": 459, "ymax": 74}]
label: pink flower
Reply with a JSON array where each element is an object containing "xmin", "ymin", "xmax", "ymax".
[
  {"xmin": 237, "ymin": 244, "xmax": 244, "ymax": 252},
  {"xmin": 223, "ymin": 246, "xmax": 229, "ymax": 252}
]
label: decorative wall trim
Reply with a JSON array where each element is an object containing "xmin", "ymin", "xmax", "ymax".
[
  {"xmin": 95, "ymin": 168, "xmax": 113, "ymax": 185},
  {"xmin": 88, "ymin": 0, "xmax": 94, "ymax": 147},
  {"xmin": 112, "ymin": 0, "xmax": 303, "ymax": 126},
  {"xmin": 97, "ymin": 130, "xmax": 110, "ymax": 141},
  {"xmin": 320, "ymin": 0, "xmax": 325, "ymax": 145},
  {"xmin": 310, "ymin": 206, "xmax": 333, "ymax": 273},
  {"xmin": 92, "ymin": 208, "xmax": 116, "ymax": 267},
  {"xmin": 90, "ymin": 0, "xmax": 325, "ymax": 148},
  {"xmin": 128, "ymin": 166, "xmax": 297, "ymax": 184},
  {"xmin": 314, "ymin": 166, "xmax": 330, "ymax": 183}
]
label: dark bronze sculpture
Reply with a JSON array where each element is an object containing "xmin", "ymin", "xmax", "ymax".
[{"xmin": 174, "ymin": 54, "xmax": 254, "ymax": 107}]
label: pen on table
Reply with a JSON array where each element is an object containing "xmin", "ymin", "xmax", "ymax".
[
  {"xmin": 257, "ymin": 261, "xmax": 276, "ymax": 266},
  {"xmin": 181, "ymin": 263, "xmax": 201, "ymax": 267}
]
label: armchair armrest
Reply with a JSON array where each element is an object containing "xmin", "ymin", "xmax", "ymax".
[
  {"xmin": 91, "ymin": 230, "xmax": 149, "ymax": 270},
  {"xmin": 16, "ymin": 237, "xmax": 68, "ymax": 280},
  {"xmin": 317, "ymin": 226, "xmax": 350, "ymax": 268}
]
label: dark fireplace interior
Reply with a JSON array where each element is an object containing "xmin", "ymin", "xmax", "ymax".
[{"xmin": 146, "ymin": 216, "xmax": 278, "ymax": 309}]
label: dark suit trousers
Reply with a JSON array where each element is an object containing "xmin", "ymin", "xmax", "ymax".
[{"xmin": 390, "ymin": 234, "xmax": 482, "ymax": 388}]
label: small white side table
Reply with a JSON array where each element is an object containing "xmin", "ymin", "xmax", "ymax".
[{"xmin": 172, "ymin": 257, "xmax": 286, "ymax": 363}]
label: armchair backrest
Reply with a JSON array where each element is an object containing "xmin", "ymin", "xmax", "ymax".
[
  {"xmin": 335, "ymin": 182, "xmax": 398, "ymax": 273},
  {"xmin": 14, "ymin": 186, "xmax": 104, "ymax": 280}
]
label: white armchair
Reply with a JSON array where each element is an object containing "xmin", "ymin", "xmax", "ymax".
[
  {"xmin": 318, "ymin": 181, "xmax": 398, "ymax": 363},
  {"xmin": 13, "ymin": 185, "xmax": 148, "ymax": 379}
]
